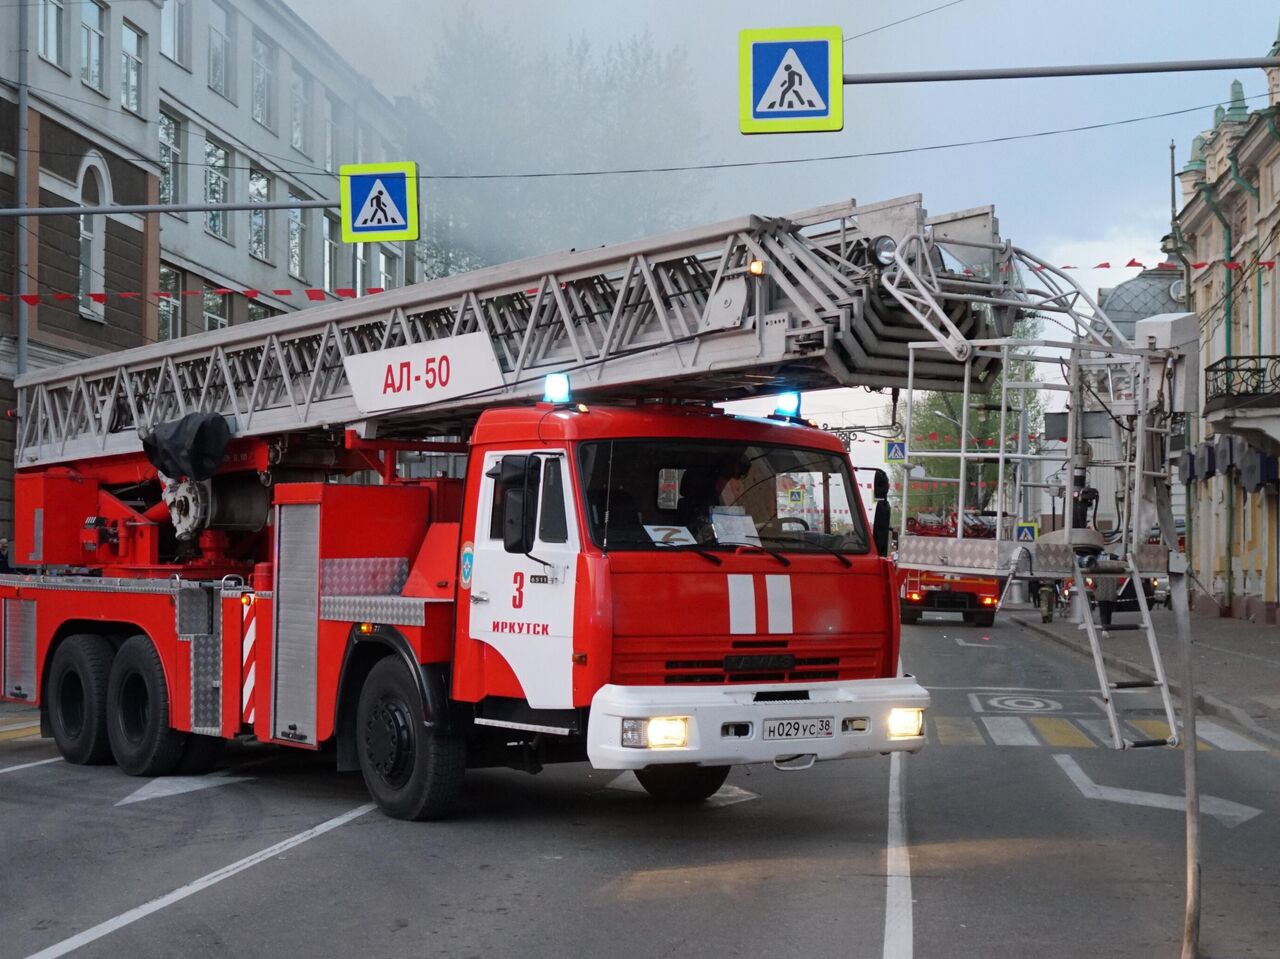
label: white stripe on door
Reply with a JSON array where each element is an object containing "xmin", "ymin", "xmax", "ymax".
[
  {"xmin": 727, "ymin": 574, "xmax": 756, "ymax": 634},
  {"xmin": 765, "ymin": 575, "xmax": 793, "ymax": 634}
]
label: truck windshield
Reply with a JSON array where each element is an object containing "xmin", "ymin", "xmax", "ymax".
[{"xmin": 578, "ymin": 440, "xmax": 869, "ymax": 554}]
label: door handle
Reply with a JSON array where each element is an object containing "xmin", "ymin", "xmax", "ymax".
[{"xmin": 471, "ymin": 592, "xmax": 490, "ymax": 605}]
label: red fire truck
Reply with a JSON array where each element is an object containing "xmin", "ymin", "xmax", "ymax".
[
  {"xmin": 899, "ymin": 512, "xmax": 1000, "ymax": 626},
  {"xmin": 0, "ymin": 197, "xmax": 1000, "ymax": 819}
]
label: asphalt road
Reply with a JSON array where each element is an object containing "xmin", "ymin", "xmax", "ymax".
[{"xmin": 1, "ymin": 615, "xmax": 1276, "ymax": 959}]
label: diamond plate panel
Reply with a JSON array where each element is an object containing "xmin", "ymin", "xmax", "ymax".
[
  {"xmin": 1134, "ymin": 544, "xmax": 1169, "ymax": 575},
  {"xmin": 274, "ymin": 504, "xmax": 319, "ymax": 744},
  {"xmin": 1032, "ymin": 543, "xmax": 1077, "ymax": 574},
  {"xmin": 176, "ymin": 586, "xmax": 214, "ymax": 636},
  {"xmin": 3, "ymin": 599, "xmax": 37, "ymax": 701},
  {"xmin": 320, "ymin": 558, "xmax": 409, "ymax": 596},
  {"xmin": 320, "ymin": 595, "xmax": 427, "ymax": 626},
  {"xmin": 190, "ymin": 625, "xmax": 222, "ymax": 735}
]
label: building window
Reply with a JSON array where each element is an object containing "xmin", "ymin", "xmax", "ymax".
[
  {"xmin": 159, "ymin": 0, "xmax": 188, "ymax": 65},
  {"xmin": 248, "ymin": 302, "xmax": 279, "ymax": 324},
  {"xmin": 288, "ymin": 194, "xmax": 308, "ymax": 280},
  {"xmin": 251, "ymin": 34, "xmax": 275, "ymax": 129},
  {"xmin": 378, "ymin": 249, "xmax": 398, "ymax": 290},
  {"xmin": 323, "ymin": 95, "xmax": 339, "ymax": 172},
  {"xmin": 158, "ymin": 264, "xmax": 181, "ymax": 339},
  {"xmin": 80, "ymin": 2, "xmax": 105, "ymax": 92},
  {"xmin": 204, "ymin": 139, "xmax": 230, "ymax": 239},
  {"xmin": 290, "ymin": 66, "xmax": 309, "ymax": 152},
  {"xmin": 323, "ymin": 215, "xmax": 340, "ymax": 292},
  {"xmin": 202, "ymin": 285, "xmax": 229, "ymax": 331},
  {"xmin": 38, "ymin": 0, "xmax": 64, "ymax": 65},
  {"xmin": 121, "ymin": 24, "xmax": 143, "ymax": 113},
  {"xmin": 249, "ymin": 168, "xmax": 271, "ymax": 261},
  {"xmin": 158, "ymin": 111, "xmax": 181, "ymax": 204},
  {"xmin": 208, "ymin": 3, "xmax": 232, "ymax": 99},
  {"xmin": 78, "ymin": 169, "xmax": 105, "ymax": 322}
]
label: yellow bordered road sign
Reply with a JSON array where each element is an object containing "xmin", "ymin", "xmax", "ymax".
[
  {"xmin": 339, "ymin": 161, "xmax": 420, "ymax": 244},
  {"xmin": 739, "ymin": 26, "xmax": 844, "ymax": 134},
  {"xmin": 884, "ymin": 440, "xmax": 907, "ymax": 463}
]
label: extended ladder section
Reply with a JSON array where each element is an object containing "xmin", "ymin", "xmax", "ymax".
[{"xmin": 15, "ymin": 194, "xmax": 1016, "ymax": 469}]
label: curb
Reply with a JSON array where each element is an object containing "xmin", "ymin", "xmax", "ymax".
[{"xmin": 1010, "ymin": 615, "xmax": 1280, "ymax": 747}]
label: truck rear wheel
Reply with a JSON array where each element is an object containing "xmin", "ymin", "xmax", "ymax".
[
  {"xmin": 975, "ymin": 611, "xmax": 996, "ymax": 628},
  {"xmin": 900, "ymin": 607, "xmax": 921, "ymax": 625},
  {"xmin": 357, "ymin": 657, "xmax": 464, "ymax": 821},
  {"xmin": 635, "ymin": 764, "xmax": 730, "ymax": 802},
  {"xmin": 106, "ymin": 635, "xmax": 188, "ymax": 776},
  {"xmin": 47, "ymin": 634, "xmax": 115, "ymax": 765}
]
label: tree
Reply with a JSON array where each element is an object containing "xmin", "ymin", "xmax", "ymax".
[{"xmin": 411, "ymin": 12, "xmax": 707, "ymax": 268}]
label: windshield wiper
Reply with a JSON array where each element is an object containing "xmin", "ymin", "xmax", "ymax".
[
  {"xmin": 764, "ymin": 535, "xmax": 853, "ymax": 568},
  {"xmin": 652, "ymin": 541, "xmax": 723, "ymax": 565}
]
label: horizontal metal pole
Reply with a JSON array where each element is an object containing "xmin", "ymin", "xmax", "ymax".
[
  {"xmin": 844, "ymin": 57, "xmax": 1280, "ymax": 85},
  {"xmin": 0, "ymin": 199, "xmax": 336, "ymax": 218}
]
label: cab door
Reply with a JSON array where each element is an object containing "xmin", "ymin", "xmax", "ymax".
[{"xmin": 468, "ymin": 451, "xmax": 579, "ymax": 709}]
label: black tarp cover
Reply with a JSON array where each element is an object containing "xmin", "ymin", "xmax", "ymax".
[{"xmin": 141, "ymin": 413, "xmax": 231, "ymax": 481}]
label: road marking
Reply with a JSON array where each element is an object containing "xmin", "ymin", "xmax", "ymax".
[
  {"xmin": 1052, "ymin": 755, "xmax": 1261, "ymax": 828},
  {"xmin": 882, "ymin": 750, "xmax": 912, "ymax": 959},
  {"xmin": 1196, "ymin": 720, "xmax": 1266, "ymax": 751},
  {"xmin": 1129, "ymin": 719, "xmax": 1209, "ymax": 751},
  {"xmin": 932, "ymin": 716, "xmax": 985, "ymax": 746},
  {"xmin": 980, "ymin": 716, "xmax": 1039, "ymax": 746},
  {"xmin": 116, "ymin": 772, "xmax": 255, "ymax": 806},
  {"xmin": 21, "ymin": 803, "xmax": 375, "ymax": 959},
  {"xmin": 987, "ymin": 695, "xmax": 1062, "ymax": 713},
  {"xmin": 0, "ymin": 717, "xmax": 39, "ymax": 730},
  {"xmin": 1030, "ymin": 717, "xmax": 1095, "ymax": 748},
  {"xmin": 952, "ymin": 636, "xmax": 1004, "ymax": 648},
  {"xmin": 0, "ymin": 757, "xmax": 61, "ymax": 775},
  {"xmin": 605, "ymin": 772, "xmax": 758, "ymax": 807},
  {"xmin": 0, "ymin": 723, "xmax": 41, "ymax": 741},
  {"xmin": 1078, "ymin": 718, "xmax": 1131, "ymax": 747}
]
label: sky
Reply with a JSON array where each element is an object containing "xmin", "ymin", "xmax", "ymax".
[{"xmin": 303, "ymin": 0, "xmax": 1279, "ymax": 468}]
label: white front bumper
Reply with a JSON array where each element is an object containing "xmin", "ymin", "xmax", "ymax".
[{"xmin": 586, "ymin": 676, "xmax": 930, "ymax": 770}]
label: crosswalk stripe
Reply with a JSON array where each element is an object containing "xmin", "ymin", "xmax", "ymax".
[
  {"xmin": 1030, "ymin": 716, "xmax": 1095, "ymax": 748},
  {"xmin": 1195, "ymin": 720, "xmax": 1266, "ymax": 752},
  {"xmin": 0, "ymin": 724, "xmax": 41, "ymax": 742},
  {"xmin": 1130, "ymin": 718, "xmax": 1210, "ymax": 750},
  {"xmin": 981, "ymin": 716, "xmax": 1039, "ymax": 746},
  {"xmin": 1078, "ymin": 718, "xmax": 1128, "ymax": 747},
  {"xmin": 932, "ymin": 716, "xmax": 985, "ymax": 745}
]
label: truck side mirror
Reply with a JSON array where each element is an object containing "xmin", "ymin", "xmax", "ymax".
[
  {"xmin": 497, "ymin": 454, "xmax": 539, "ymax": 554},
  {"xmin": 873, "ymin": 468, "xmax": 890, "ymax": 501},
  {"xmin": 872, "ymin": 468, "xmax": 891, "ymax": 556}
]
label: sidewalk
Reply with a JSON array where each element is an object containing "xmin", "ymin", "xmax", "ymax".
[{"xmin": 1010, "ymin": 605, "xmax": 1280, "ymax": 746}]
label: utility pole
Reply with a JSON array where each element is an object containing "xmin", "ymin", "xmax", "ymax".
[{"xmin": 16, "ymin": 0, "xmax": 31, "ymax": 377}]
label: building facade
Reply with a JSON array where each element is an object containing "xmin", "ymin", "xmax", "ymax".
[
  {"xmin": 0, "ymin": 0, "xmax": 412, "ymax": 533},
  {"xmin": 1175, "ymin": 26, "xmax": 1280, "ymax": 620}
]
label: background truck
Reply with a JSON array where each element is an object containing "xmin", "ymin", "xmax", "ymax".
[
  {"xmin": 899, "ymin": 511, "xmax": 1001, "ymax": 626},
  {"xmin": 0, "ymin": 195, "xmax": 1010, "ymax": 819}
]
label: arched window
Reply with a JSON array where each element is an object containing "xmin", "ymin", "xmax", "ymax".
[{"xmin": 77, "ymin": 158, "xmax": 109, "ymax": 322}]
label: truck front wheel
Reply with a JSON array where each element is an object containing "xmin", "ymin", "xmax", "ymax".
[
  {"xmin": 635, "ymin": 764, "xmax": 730, "ymax": 802},
  {"xmin": 106, "ymin": 635, "xmax": 188, "ymax": 776},
  {"xmin": 47, "ymin": 634, "xmax": 115, "ymax": 765},
  {"xmin": 356, "ymin": 657, "xmax": 464, "ymax": 821}
]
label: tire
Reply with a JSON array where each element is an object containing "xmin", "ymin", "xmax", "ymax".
[
  {"xmin": 47, "ymin": 634, "xmax": 115, "ymax": 765},
  {"xmin": 356, "ymin": 657, "xmax": 465, "ymax": 821},
  {"xmin": 106, "ymin": 635, "xmax": 189, "ymax": 776},
  {"xmin": 900, "ymin": 607, "xmax": 921, "ymax": 625},
  {"xmin": 176, "ymin": 734, "xmax": 226, "ymax": 774},
  {"xmin": 635, "ymin": 764, "xmax": 730, "ymax": 802},
  {"xmin": 975, "ymin": 611, "xmax": 996, "ymax": 628},
  {"xmin": 962, "ymin": 611, "xmax": 976, "ymax": 625}
]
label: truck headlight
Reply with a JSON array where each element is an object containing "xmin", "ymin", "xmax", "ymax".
[
  {"xmin": 887, "ymin": 708, "xmax": 924, "ymax": 739},
  {"xmin": 621, "ymin": 716, "xmax": 690, "ymax": 749}
]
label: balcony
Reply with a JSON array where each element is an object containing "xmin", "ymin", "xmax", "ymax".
[{"xmin": 1204, "ymin": 355, "xmax": 1280, "ymax": 452}]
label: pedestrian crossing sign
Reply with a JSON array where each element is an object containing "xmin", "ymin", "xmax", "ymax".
[
  {"xmin": 739, "ymin": 27, "xmax": 843, "ymax": 134},
  {"xmin": 884, "ymin": 440, "xmax": 907, "ymax": 463},
  {"xmin": 339, "ymin": 161, "xmax": 419, "ymax": 244},
  {"xmin": 1015, "ymin": 522, "xmax": 1039, "ymax": 542}
]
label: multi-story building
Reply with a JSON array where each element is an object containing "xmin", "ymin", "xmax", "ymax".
[
  {"xmin": 1175, "ymin": 25, "xmax": 1280, "ymax": 621},
  {"xmin": 0, "ymin": 0, "xmax": 412, "ymax": 532}
]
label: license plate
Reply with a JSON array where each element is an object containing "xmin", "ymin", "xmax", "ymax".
[{"xmin": 763, "ymin": 717, "xmax": 834, "ymax": 740}]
